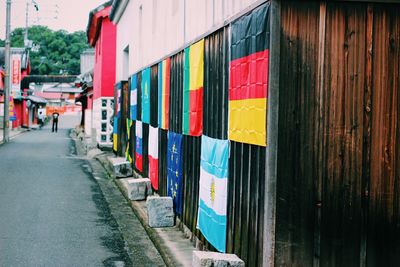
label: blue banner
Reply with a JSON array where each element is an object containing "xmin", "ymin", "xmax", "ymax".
[
  {"xmin": 167, "ymin": 131, "xmax": 183, "ymax": 215},
  {"xmin": 141, "ymin": 68, "xmax": 151, "ymax": 124},
  {"xmin": 197, "ymin": 135, "xmax": 229, "ymax": 252}
]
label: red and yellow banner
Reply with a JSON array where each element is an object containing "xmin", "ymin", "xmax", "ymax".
[
  {"xmin": 158, "ymin": 58, "xmax": 170, "ymax": 130},
  {"xmin": 229, "ymin": 4, "xmax": 269, "ymax": 147},
  {"xmin": 183, "ymin": 39, "xmax": 204, "ymax": 136}
]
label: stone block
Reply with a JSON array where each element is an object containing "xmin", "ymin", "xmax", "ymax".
[
  {"xmin": 192, "ymin": 251, "xmax": 245, "ymax": 267},
  {"xmin": 108, "ymin": 157, "xmax": 133, "ymax": 178},
  {"xmin": 126, "ymin": 178, "xmax": 152, "ymax": 201},
  {"xmin": 147, "ymin": 196, "xmax": 174, "ymax": 228}
]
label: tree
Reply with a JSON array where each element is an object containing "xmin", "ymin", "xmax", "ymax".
[{"xmin": 8, "ymin": 25, "xmax": 90, "ymax": 75}]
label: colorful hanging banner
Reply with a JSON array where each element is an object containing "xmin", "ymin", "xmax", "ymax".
[
  {"xmin": 11, "ymin": 54, "xmax": 21, "ymax": 92},
  {"xmin": 167, "ymin": 131, "xmax": 183, "ymax": 214},
  {"xmin": 229, "ymin": 3, "xmax": 269, "ymax": 147},
  {"xmin": 130, "ymin": 74, "xmax": 137, "ymax": 120},
  {"xmin": 126, "ymin": 119, "xmax": 133, "ymax": 163},
  {"xmin": 117, "ymin": 83, "xmax": 122, "ymax": 118},
  {"xmin": 113, "ymin": 117, "xmax": 118, "ymax": 152},
  {"xmin": 141, "ymin": 68, "xmax": 151, "ymax": 124},
  {"xmin": 183, "ymin": 39, "xmax": 204, "ymax": 136},
  {"xmin": 158, "ymin": 58, "xmax": 171, "ymax": 130},
  {"xmin": 9, "ymin": 96, "xmax": 16, "ymax": 121},
  {"xmin": 135, "ymin": 120, "xmax": 143, "ymax": 172},
  {"xmin": 148, "ymin": 125, "xmax": 159, "ymax": 190},
  {"xmin": 197, "ymin": 135, "xmax": 229, "ymax": 252}
]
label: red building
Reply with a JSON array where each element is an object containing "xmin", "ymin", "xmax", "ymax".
[
  {"xmin": 0, "ymin": 47, "xmax": 30, "ymax": 129},
  {"xmin": 85, "ymin": 1, "xmax": 116, "ymax": 147}
]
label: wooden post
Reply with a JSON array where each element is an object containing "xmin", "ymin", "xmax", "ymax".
[{"xmin": 263, "ymin": 0, "xmax": 281, "ymax": 266}]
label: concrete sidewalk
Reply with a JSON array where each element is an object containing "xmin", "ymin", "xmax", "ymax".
[
  {"xmin": 95, "ymin": 153, "xmax": 196, "ymax": 267},
  {"xmin": 0, "ymin": 127, "xmax": 28, "ymax": 144},
  {"xmin": 71, "ymin": 127, "xmax": 196, "ymax": 267}
]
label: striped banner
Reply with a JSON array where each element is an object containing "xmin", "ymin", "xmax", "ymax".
[
  {"xmin": 135, "ymin": 120, "xmax": 143, "ymax": 172},
  {"xmin": 113, "ymin": 117, "xmax": 118, "ymax": 153},
  {"xmin": 158, "ymin": 58, "xmax": 171, "ymax": 130},
  {"xmin": 183, "ymin": 39, "xmax": 204, "ymax": 136},
  {"xmin": 117, "ymin": 83, "xmax": 121, "ymax": 118},
  {"xmin": 148, "ymin": 125, "xmax": 159, "ymax": 190},
  {"xmin": 141, "ymin": 68, "xmax": 151, "ymax": 124},
  {"xmin": 197, "ymin": 135, "xmax": 229, "ymax": 252},
  {"xmin": 130, "ymin": 74, "xmax": 137, "ymax": 120},
  {"xmin": 229, "ymin": 4, "xmax": 269, "ymax": 147},
  {"xmin": 126, "ymin": 119, "xmax": 133, "ymax": 163}
]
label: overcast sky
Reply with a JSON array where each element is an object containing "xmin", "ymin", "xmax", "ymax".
[{"xmin": 0, "ymin": 0, "xmax": 108, "ymax": 39}]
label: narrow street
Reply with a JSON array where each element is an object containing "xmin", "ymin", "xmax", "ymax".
[{"xmin": 0, "ymin": 114, "xmax": 161, "ymax": 267}]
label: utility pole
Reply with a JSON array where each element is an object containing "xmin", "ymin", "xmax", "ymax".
[{"xmin": 3, "ymin": 0, "xmax": 11, "ymax": 143}]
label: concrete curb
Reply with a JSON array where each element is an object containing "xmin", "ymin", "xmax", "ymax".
[
  {"xmin": 71, "ymin": 126, "xmax": 195, "ymax": 267},
  {"xmin": 96, "ymin": 153, "xmax": 191, "ymax": 267},
  {"xmin": 113, "ymin": 180, "xmax": 179, "ymax": 267}
]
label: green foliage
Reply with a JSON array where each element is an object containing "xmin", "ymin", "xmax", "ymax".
[{"xmin": 9, "ymin": 25, "xmax": 90, "ymax": 75}]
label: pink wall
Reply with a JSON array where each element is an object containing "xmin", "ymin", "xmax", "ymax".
[{"xmin": 93, "ymin": 16, "xmax": 116, "ymax": 100}]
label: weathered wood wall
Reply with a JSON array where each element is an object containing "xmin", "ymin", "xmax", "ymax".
[{"xmin": 276, "ymin": 1, "xmax": 400, "ymax": 266}]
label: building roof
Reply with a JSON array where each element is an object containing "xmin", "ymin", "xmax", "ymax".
[
  {"xmin": 86, "ymin": 1, "xmax": 113, "ymax": 47},
  {"xmin": 27, "ymin": 95, "xmax": 48, "ymax": 104},
  {"xmin": 110, "ymin": 0, "xmax": 129, "ymax": 24}
]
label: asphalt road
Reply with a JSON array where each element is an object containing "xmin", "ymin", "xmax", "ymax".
[{"xmin": 0, "ymin": 114, "xmax": 133, "ymax": 267}]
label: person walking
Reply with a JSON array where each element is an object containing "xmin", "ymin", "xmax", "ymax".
[
  {"xmin": 38, "ymin": 109, "xmax": 45, "ymax": 129},
  {"xmin": 52, "ymin": 112, "xmax": 60, "ymax": 132}
]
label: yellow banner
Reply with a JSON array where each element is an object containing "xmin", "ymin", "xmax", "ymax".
[
  {"xmin": 189, "ymin": 39, "xmax": 204, "ymax": 91},
  {"xmin": 229, "ymin": 98, "xmax": 267, "ymax": 147}
]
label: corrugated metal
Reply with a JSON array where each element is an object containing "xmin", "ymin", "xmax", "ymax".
[
  {"xmin": 142, "ymin": 123, "xmax": 149, "ymax": 177},
  {"xmin": 181, "ymin": 135, "xmax": 202, "ymax": 238},
  {"xmin": 227, "ymin": 141, "xmax": 265, "ymax": 266},
  {"xmin": 137, "ymin": 72, "xmax": 142, "ymax": 121},
  {"xmin": 169, "ymin": 51, "xmax": 184, "ymax": 133},
  {"xmin": 150, "ymin": 64, "xmax": 159, "ymax": 127},
  {"xmin": 277, "ymin": 1, "xmax": 400, "ymax": 266},
  {"xmin": 157, "ymin": 128, "xmax": 168, "ymax": 196},
  {"xmin": 203, "ymin": 27, "xmax": 229, "ymax": 140}
]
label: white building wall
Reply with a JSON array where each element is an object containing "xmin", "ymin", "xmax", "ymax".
[
  {"xmin": 115, "ymin": 2, "xmax": 134, "ymax": 82},
  {"xmin": 114, "ymin": 0, "xmax": 261, "ymax": 80}
]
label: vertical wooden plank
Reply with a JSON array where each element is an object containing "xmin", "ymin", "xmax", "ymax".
[
  {"xmin": 368, "ymin": 5, "xmax": 400, "ymax": 265},
  {"xmin": 320, "ymin": 3, "xmax": 365, "ymax": 265},
  {"xmin": 264, "ymin": 2, "xmax": 280, "ymax": 266},
  {"xmin": 360, "ymin": 4, "xmax": 373, "ymax": 267},
  {"xmin": 275, "ymin": 1, "xmax": 319, "ymax": 266},
  {"xmin": 314, "ymin": 3, "xmax": 326, "ymax": 266}
]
